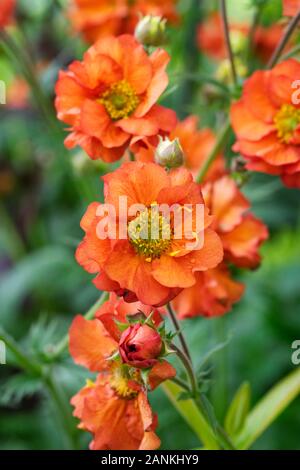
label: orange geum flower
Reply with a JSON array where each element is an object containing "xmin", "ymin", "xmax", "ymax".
[
  {"xmin": 172, "ymin": 176, "xmax": 268, "ymax": 318},
  {"xmin": 71, "ymin": 373, "xmax": 160, "ymax": 450},
  {"xmin": 172, "ymin": 265, "xmax": 245, "ymax": 319},
  {"xmin": 0, "ymin": 0, "xmax": 15, "ymax": 28},
  {"xmin": 231, "ymin": 59, "xmax": 300, "ymax": 189},
  {"xmin": 55, "ymin": 35, "xmax": 176, "ymax": 162},
  {"xmin": 69, "ymin": 295, "xmax": 176, "ymax": 449},
  {"xmin": 283, "ymin": 0, "xmax": 300, "ymax": 16},
  {"xmin": 76, "ymin": 161, "xmax": 224, "ymax": 306},
  {"xmin": 68, "ymin": 0, "xmax": 179, "ymax": 44},
  {"xmin": 202, "ymin": 176, "xmax": 268, "ymax": 269},
  {"xmin": 133, "ymin": 116, "xmax": 226, "ymax": 182}
]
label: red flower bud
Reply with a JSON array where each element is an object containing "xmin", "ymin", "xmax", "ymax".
[{"xmin": 119, "ymin": 324, "xmax": 162, "ymax": 368}]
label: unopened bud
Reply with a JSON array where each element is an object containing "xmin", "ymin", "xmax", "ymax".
[
  {"xmin": 135, "ymin": 15, "xmax": 167, "ymax": 47},
  {"xmin": 119, "ymin": 324, "xmax": 162, "ymax": 369},
  {"xmin": 155, "ymin": 137, "xmax": 184, "ymax": 168},
  {"xmin": 229, "ymin": 30, "xmax": 248, "ymax": 56},
  {"xmin": 216, "ymin": 58, "xmax": 248, "ymax": 85},
  {"xmin": 231, "ymin": 156, "xmax": 249, "ymax": 187}
]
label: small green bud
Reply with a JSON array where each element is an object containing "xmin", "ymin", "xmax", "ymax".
[
  {"xmin": 135, "ymin": 15, "xmax": 167, "ymax": 47},
  {"xmin": 229, "ymin": 30, "xmax": 248, "ymax": 56},
  {"xmin": 216, "ymin": 58, "xmax": 248, "ymax": 85},
  {"xmin": 155, "ymin": 137, "xmax": 184, "ymax": 168}
]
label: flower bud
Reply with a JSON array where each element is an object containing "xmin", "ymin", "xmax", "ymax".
[
  {"xmin": 229, "ymin": 30, "xmax": 248, "ymax": 56},
  {"xmin": 135, "ymin": 15, "xmax": 167, "ymax": 47},
  {"xmin": 216, "ymin": 58, "xmax": 248, "ymax": 85},
  {"xmin": 155, "ymin": 137, "xmax": 184, "ymax": 168},
  {"xmin": 119, "ymin": 324, "xmax": 162, "ymax": 368}
]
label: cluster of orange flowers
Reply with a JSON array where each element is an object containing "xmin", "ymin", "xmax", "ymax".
[
  {"xmin": 68, "ymin": 0, "xmax": 179, "ymax": 43},
  {"xmin": 52, "ymin": 0, "xmax": 300, "ymax": 450}
]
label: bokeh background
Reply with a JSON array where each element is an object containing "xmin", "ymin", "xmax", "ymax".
[{"xmin": 0, "ymin": 0, "xmax": 299, "ymax": 450}]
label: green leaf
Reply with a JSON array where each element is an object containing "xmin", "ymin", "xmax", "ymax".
[
  {"xmin": 0, "ymin": 374, "xmax": 43, "ymax": 406},
  {"xmin": 162, "ymin": 381, "xmax": 220, "ymax": 450},
  {"xmin": 225, "ymin": 382, "xmax": 251, "ymax": 436},
  {"xmin": 235, "ymin": 368, "xmax": 300, "ymax": 449}
]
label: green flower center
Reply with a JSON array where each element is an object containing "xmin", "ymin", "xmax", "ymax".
[
  {"xmin": 100, "ymin": 80, "xmax": 139, "ymax": 121},
  {"xmin": 274, "ymin": 104, "xmax": 300, "ymax": 144}
]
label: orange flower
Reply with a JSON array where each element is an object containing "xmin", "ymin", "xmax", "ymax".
[
  {"xmin": 133, "ymin": 116, "xmax": 226, "ymax": 181},
  {"xmin": 231, "ymin": 59, "xmax": 300, "ymax": 189},
  {"xmin": 76, "ymin": 161, "xmax": 223, "ymax": 306},
  {"xmin": 71, "ymin": 374, "xmax": 160, "ymax": 450},
  {"xmin": 69, "ymin": 295, "xmax": 176, "ymax": 449},
  {"xmin": 172, "ymin": 266, "xmax": 244, "ymax": 319},
  {"xmin": 172, "ymin": 176, "xmax": 268, "ymax": 318},
  {"xmin": 197, "ymin": 12, "xmax": 283, "ymax": 63},
  {"xmin": 69, "ymin": 294, "xmax": 173, "ymax": 377},
  {"xmin": 283, "ymin": 0, "xmax": 300, "ymax": 16},
  {"xmin": 202, "ymin": 176, "xmax": 268, "ymax": 269},
  {"xmin": 0, "ymin": 0, "xmax": 15, "ymax": 28},
  {"xmin": 68, "ymin": 0, "xmax": 179, "ymax": 43},
  {"xmin": 55, "ymin": 35, "xmax": 176, "ymax": 162}
]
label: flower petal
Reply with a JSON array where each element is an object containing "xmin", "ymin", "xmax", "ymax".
[{"xmin": 69, "ymin": 316, "xmax": 117, "ymax": 371}]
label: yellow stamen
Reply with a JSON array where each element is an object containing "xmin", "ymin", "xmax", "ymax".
[
  {"xmin": 100, "ymin": 80, "xmax": 139, "ymax": 120},
  {"xmin": 110, "ymin": 366, "xmax": 138, "ymax": 399},
  {"xmin": 85, "ymin": 379, "xmax": 95, "ymax": 388},
  {"xmin": 128, "ymin": 206, "xmax": 172, "ymax": 261},
  {"xmin": 274, "ymin": 104, "xmax": 300, "ymax": 144}
]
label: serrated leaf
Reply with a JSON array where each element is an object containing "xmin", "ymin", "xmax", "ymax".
[
  {"xmin": 0, "ymin": 374, "xmax": 43, "ymax": 407},
  {"xmin": 225, "ymin": 382, "xmax": 251, "ymax": 436},
  {"xmin": 25, "ymin": 315, "xmax": 63, "ymax": 359}
]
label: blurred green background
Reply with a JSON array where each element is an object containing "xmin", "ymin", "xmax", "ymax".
[{"xmin": 0, "ymin": 0, "xmax": 299, "ymax": 450}]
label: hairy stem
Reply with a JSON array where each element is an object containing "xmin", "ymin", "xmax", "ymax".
[
  {"xmin": 0, "ymin": 328, "xmax": 42, "ymax": 376},
  {"xmin": 171, "ymin": 343, "xmax": 197, "ymax": 397},
  {"xmin": 268, "ymin": 10, "xmax": 300, "ymax": 68},
  {"xmin": 44, "ymin": 370, "xmax": 78, "ymax": 449},
  {"xmin": 196, "ymin": 119, "xmax": 231, "ymax": 184},
  {"xmin": 220, "ymin": 0, "xmax": 238, "ymax": 85},
  {"xmin": 167, "ymin": 303, "xmax": 191, "ymax": 361}
]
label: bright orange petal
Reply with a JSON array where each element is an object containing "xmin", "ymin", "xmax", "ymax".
[{"xmin": 69, "ymin": 316, "xmax": 117, "ymax": 371}]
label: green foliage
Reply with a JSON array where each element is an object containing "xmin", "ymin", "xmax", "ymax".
[
  {"xmin": 225, "ymin": 382, "xmax": 251, "ymax": 436},
  {"xmin": 0, "ymin": 0, "xmax": 299, "ymax": 451},
  {"xmin": 0, "ymin": 374, "xmax": 43, "ymax": 407}
]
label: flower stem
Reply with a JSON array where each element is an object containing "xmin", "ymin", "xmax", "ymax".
[
  {"xmin": 220, "ymin": 0, "xmax": 238, "ymax": 85},
  {"xmin": 268, "ymin": 10, "xmax": 300, "ymax": 68},
  {"xmin": 0, "ymin": 327, "xmax": 77, "ymax": 448},
  {"xmin": 167, "ymin": 303, "xmax": 191, "ymax": 361},
  {"xmin": 0, "ymin": 328, "xmax": 42, "ymax": 376},
  {"xmin": 196, "ymin": 119, "xmax": 231, "ymax": 184},
  {"xmin": 170, "ymin": 376, "xmax": 190, "ymax": 392},
  {"xmin": 171, "ymin": 343, "xmax": 198, "ymax": 398},
  {"xmin": 278, "ymin": 42, "xmax": 300, "ymax": 62},
  {"xmin": 49, "ymin": 291, "xmax": 109, "ymax": 360},
  {"xmin": 247, "ymin": 8, "xmax": 261, "ymax": 63},
  {"xmin": 43, "ymin": 370, "xmax": 78, "ymax": 449}
]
